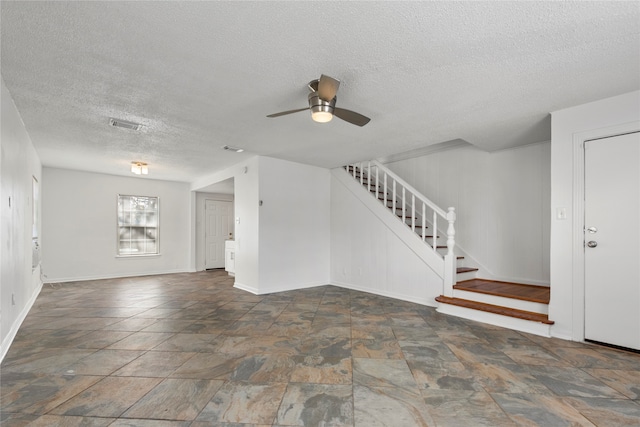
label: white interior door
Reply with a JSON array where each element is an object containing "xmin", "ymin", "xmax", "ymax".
[
  {"xmin": 584, "ymin": 131, "xmax": 640, "ymax": 350},
  {"xmin": 205, "ymin": 200, "xmax": 233, "ymax": 269}
]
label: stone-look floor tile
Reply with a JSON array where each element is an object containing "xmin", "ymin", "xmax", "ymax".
[
  {"xmin": 110, "ymin": 420, "xmax": 191, "ymax": 427},
  {"xmin": 224, "ymin": 320, "xmax": 275, "ymax": 336},
  {"xmin": 0, "ymin": 412, "xmax": 39, "ymax": 426},
  {"xmin": 399, "ymin": 340, "xmax": 460, "ymax": 363},
  {"xmin": 353, "ymin": 358, "xmax": 418, "ymax": 391},
  {"xmin": 354, "ymin": 384, "xmax": 433, "ymax": 427},
  {"xmin": 351, "ymin": 323, "xmax": 394, "ymax": 340},
  {"xmin": 584, "ymin": 368, "xmax": 640, "ymax": 399},
  {"xmin": 422, "ymin": 389, "xmax": 517, "ymax": 427},
  {"xmin": 195, "ymin": 382, "xmax": 287, "ymax": 424},
  {"xmin": 191, "ymin": 423, "xmax": 271, "ymax": 427},
  {"xmin": 101, "ymin": 318, "xmax": 158, "ymax": 332},
  {"xmin": 228, "ymin": 354, "xmax": 295, "ymax": 383},
  {"xmin": 590, "ymin": 346, "xmax": 640, "ymax": 370},
  {"xmin": 215, "ymin": 335, "xmax": 300, "ymax": 357},
  {"xmin": 562, "ymin": 396, "xmax": 640, "ymax": 426},
  {"xmin": 169, "ymin": 353, "xmax": 241, "ymax": 380},
  {"xmin": 549, "ymin": 346, "xmax": 637, "ymax": 369},
  {"xmin": 133, "ymin": 308, "xmax": 182, "ymax": 318},
  {"xmin": 492, "ymin": 393, "xmax": 597, "ymax": 426},
  {"xmin": 502, "ymin": 345, "xmax": 570, "ymax": 367},
  {"xmin": 408, "ymin": 360, "xmax": 481, "ymax": 391},
  {"xmin": 446, "ymin": 342, "xmax": 514, "ymax": 366},
  {"xmin": 290, "ymin": 355, "xmax": 352, "ymax": 384},
  {"xmin": 106, "ymin": 332, "xmax": 174, "ymax": 350},
  {"xmin": 1, "ymin": 348, "xmax": 97, "ymax": 375},
  {"xmin": 152, "ymin": 333, "xmax": 220, "ymax": 352},
  {"xmin": 65, "ymin": 350, "xmax": 144, "ymax": 376},
  {"xmin": 22, "ymin": 414, "xmax": 115, "ymax": 426},
  {"xmin": 467, "ymin": 362, "xmax": 550, "ymax": 394},
  {"xmin": 309, "ymin": 324, "xmax": 351, "ymax": 338},
  {"xmin": 122, "ymin": 378, "xmax": 223, "ymax": 420},
  {"xmin": 112, "ymin": 351, "xmax": 195, "ymax": 378},
  {"xmin": 1, "ymin": 374, "xmax": 103, "ymax": 414},
  {"xmin": 528, "ymin": 365, "xmax": 627, "ymax": 398},
  {"xmin": 352, "ymin": 339, "xmax": 403, "ymax": 359},
  {"xmin": 181, "ymin": 320, "xmax": 228, "ymax": 334},
  {"xmin": 297, "ymin": 336, "xmax": 351, "ymax": 358},
  {"xmin": 66, "ymin": 330, "xmax": 134, "ymax": 348},
  {"xmin": 276, "ymin": 383, "xmax": 353, "ymax": 426},
  {"xmin": 50, "ymin": 376, "xmax": 161, "ymax": 417},
  {"xmin": 267, "ymin": 321, "xmax": 313, "ymax": 338},
  {"xmin": 140, "ymin": 319, "xmax": 194, "ymax": 333}
]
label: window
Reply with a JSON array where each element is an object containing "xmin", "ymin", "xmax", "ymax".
[{"xmin": 117, "ymin": 195, "xmax": 159, "ymax": 256}]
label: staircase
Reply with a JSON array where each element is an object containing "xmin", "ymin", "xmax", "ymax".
[{"xmin": 344, "ymin": 161, "xmax": 553, "ymax": 337}]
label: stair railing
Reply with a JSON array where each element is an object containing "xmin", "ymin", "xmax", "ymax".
[{"xmin": 346, "ymin": 160, "xmax": 457, "ymax": 296}]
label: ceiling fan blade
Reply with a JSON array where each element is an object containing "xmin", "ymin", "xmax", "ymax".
[
  {"xmin": 333, "ymin": 108, "xmax": 371, "ymax": 127},
  {"xmin": 266, "ymin": 107, "xmax": 309, "ymax": 118},
  {"xmin": 318, "ymin": 74, "xmax": 340, "ymax": 101}
]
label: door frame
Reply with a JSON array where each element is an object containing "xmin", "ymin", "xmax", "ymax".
[
  {"xmin": 571, "ymin": 121, "xmax": 640, "ymax": 342},
  {"xmin": 204, "ymin": 198, "xmax": 233, "ymax": 269},
  {"xmin": 195, "ymin": 192, "xmax": 234, "ymax": 271}
]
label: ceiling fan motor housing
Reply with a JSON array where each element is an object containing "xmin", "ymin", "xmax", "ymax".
[{"xmin": 308, "ymin": 92, "xmax": 336, "ymax": 115}]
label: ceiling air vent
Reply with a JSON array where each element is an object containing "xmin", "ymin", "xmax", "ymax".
[{"xmin": 109, "ymin": 118, "xmax": 142, "ymax": 131}]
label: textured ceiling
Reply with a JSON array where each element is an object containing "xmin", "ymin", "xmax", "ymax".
[{"xmin": 2, "ymin": 1, "xmax": 638, "ymax": 183}]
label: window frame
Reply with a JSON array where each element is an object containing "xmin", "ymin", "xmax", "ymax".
[{"xmin": 116, "ymin": 194, "xmax": 160, "ymax": 257}]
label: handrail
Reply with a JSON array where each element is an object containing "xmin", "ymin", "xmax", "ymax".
[
  {"xmin": 370, "ymin": 160, "xmax": 447, "ymax": 217},
  {"xmin": 346, "ymin": 160, "xmax": 456, "ymax": 257}
]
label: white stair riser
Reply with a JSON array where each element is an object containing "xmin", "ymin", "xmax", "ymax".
[
  {"xmin": 452, "ymin": 289, "xmax": 548, "ymax": 315},
  {"xmin": 436, "ymin": 302, "xmax": 552, "ymax": 338},
  {"xmin": 456, "ymin": 270, "xmax": 477, "ymax": 282}
]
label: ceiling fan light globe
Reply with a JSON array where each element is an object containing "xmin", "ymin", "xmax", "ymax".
[{"xmin": 311, "ymin": 111, "xmax": 333, "ymax": 123}]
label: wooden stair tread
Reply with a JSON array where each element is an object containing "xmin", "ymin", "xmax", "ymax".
[
  {"xmin": 457, "ymin": 267, "xmax": 478, "ymax": 274},
  {"xmin": 454, "ymin": 279, "xmax": 550, "ymax": 304},
  {"xmin": 435, "ymin": 296, "xmax": 554, "ymax": 325}
]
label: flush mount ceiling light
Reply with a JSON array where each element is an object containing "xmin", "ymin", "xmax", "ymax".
[
  {"xmin": 131, "ymin": 162, "xmax": 148, "ymax": 175},
  {"xmin": 222, "ymin": 145, "xmax": 244, "ymax": 153},
  {"xmin": 109, "ymin": 118, "xmax": 142, "ymax": 131}
]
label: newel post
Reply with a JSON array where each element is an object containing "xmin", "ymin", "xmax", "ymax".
[{"xmin": 443, "ymin": 207, "xmax": 456, "ymax": 297}]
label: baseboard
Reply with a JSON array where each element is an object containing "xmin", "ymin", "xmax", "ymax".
[
  {"xmin": 44, "ymin": 269, "xmax": 192, "ymax": 283},
  {"xmin": 233, "ymin": 282, "xmax": 259, "ymax": 294},
  {"xmin": 330, "ymin": 280, "xmax": 437, "ymax": 308},
  {"xmin": 0, "ymin": 280, "xmax": 43, "ymax": 363}
]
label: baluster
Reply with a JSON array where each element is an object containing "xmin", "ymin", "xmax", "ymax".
[
  {"xmin": 384, "ymin": 173, "xmax": 388, "ymax": 206},
  {"xmin": 352, "ymin": 163, "xmax": 356, "ymax": 178},
  {"xmin": 411, "ymin": 194, "xmax": 415, "ymax": 231},
  {"xmin": 367, "ymin": 161, "xmax": 372, "ymax": 193},
  {"xmin": 422, "ymin": 203, "xmax": 426, "ymax": 241},
  {"xmin": 402, "ymin": 187, "xmax": 406, "ymax": 225},
  {"xmin": 375, "ymin": 167, "xmax": 379, "ymax": 201},
  {"xmin": 446, "ymin": 207, "xmax": 456, "ymax": 256},
  {"xmin": 359, "ymin": 162, "xmax": 363, "ymax": 185},
  {"xmin": 433, "ymin": 211, "xmax": 438, "ymax": 250},
  {"xmin": 392, "ymin": 180, "xmax": 396, "ymax": 214}
]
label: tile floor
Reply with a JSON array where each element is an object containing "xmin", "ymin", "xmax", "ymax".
[{"xmin": 1, "ymin": 270, "xmax": 639, "ymax": 426}]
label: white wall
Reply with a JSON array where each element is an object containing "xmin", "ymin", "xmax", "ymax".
[
  {"xmin": 385, "ymin": 142, "xmax": 551, "ymax": 285},
  {"xmin": 550, "ymin": 90, "xmax": 640, "ymax": 340},
  {"xmin": 258, "ymin": 157, "xmax": 331, "ymax": 293},
  {"xmin": 42, "ymin": 168, "xmax": 191, "ymax": 282},
  {"xmin": 330, "ymin": 173, "xmax": 443, "ymax": 306},
  {"xmin": 194, "ymin": 191, "xmax": 234, "ymax": 271},
  {"xmin": 1, "ymin": 77, "xmax": 43, "ymax": 360}
]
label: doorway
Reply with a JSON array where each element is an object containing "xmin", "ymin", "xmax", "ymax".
[
  {"xmin": 584, "ymin": 131, "xmax": 639, "ymax": 350},
  {"xmin": 205, "ymin": 199, "xmax": 234, "ymax": 269}
]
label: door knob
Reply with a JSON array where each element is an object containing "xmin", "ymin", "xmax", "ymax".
[
  {"xmin": 587, "ymin": 241, "xmax": 598, "ymax": 248},
  {"xmin": 587, "ymin": 227, "xmax": 597, "ymax": 234}
]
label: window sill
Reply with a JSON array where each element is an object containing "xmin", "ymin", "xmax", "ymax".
[{"xmin": 116, "ymin": 253, "xmax": 162, "ymax": 259}]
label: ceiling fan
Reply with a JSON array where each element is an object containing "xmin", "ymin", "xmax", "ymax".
[{"xmin": 267, "ymin": 74, "xmax": 371, "ymax": 127}]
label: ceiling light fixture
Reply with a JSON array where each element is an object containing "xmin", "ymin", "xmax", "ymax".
[
  {"xmin": 109, "ymin": 118, "xmax": 142, "ymax": 131},
  {"xmin": 131, "ymin": 162, "xmax": 148, "ymax": 175},
  {"xmin": 222, "ymin": 145, "xmax": 244, "ymax": 153},
  {"xmin": 309, "ymin": 92, "xmax": 335, "ymax": 123}
]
